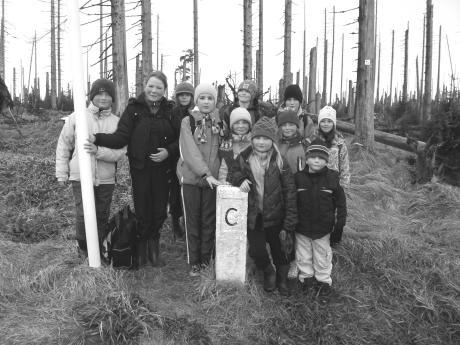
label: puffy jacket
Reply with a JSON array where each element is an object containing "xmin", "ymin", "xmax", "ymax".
[
  {"xmin": 295, "ymin": 166, "xmax": 347, "ymax": 239},
  {"xmin": 307, "ymin": 131, "xmax": 351, "ymax": 187},
  {"xmin": 94, "ymin": 94, "xmax": 180, "ymax": 170},
  {"xmin": 229, "ymin": 146, "xmax": 297, "ymax": 232},
  {"xmin": 278, "ymin": 131, "xmax": 308, "ymax": 173},
  {"xmin": 177, "ymin": 109, "xmax": 222, "ymax": 186},
  {"xmin": 217, "ymin": 134, "xmax": 252, "ymax": 183},
  {"xmin": 55, "ymin": 103, "xmax": 126, "ymax": 185}
]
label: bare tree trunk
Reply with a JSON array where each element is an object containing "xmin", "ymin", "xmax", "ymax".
[
  {"xmin": 308, "ymin": 47, "xmax": 317, "ymax": 113},
  {"xmin": 57, "ymin": 0, "xmax": 62, "ymax": 106},
  {"xmin": 340, "ymin": 33, "xmax": 344, "ymax": 100},
  {"xmin": 283, "ymin": 0, "xmax": 292, "ymax": 90},
  {"xmin": 0, "ymin": 0, "xmax": 5, "ymax": 78},
  {"xmin": 420, "ymin": 15, "xmax": 425, "ymax": 112},
  {"xmin": 402, "ymin": 25, "xmax": 408, "ymax": 104},
  {"xmin": 389, "ymin": 30, "xmax": 394, "ymax": 105},
  {"xmin": 348, "ymin": 80, "xmax": 354, "ymax": 117},
  {"xmin": 436, "ymin": 25, "xmax": 441, "ymax": 101},
  {"xmin": 322, "ymin": 8, "xmax": 327, "ymax": 106},
  {"xmin": 302, "ymin": 1, "xmax": 306, "ymax": 106},
  {"xmin": 99, "ymin": 0, "xmax": 104, "ymax": 78},
  {"xmin": 376, "ymin": 40, "xmax": 381, "ymax": 103},
  {"xmin": 243, "ymin": 0, "xmax": 252, "ymax": 80},
  {"xmin": 50, "ymin": 0, "xmax": 57, "ymax": 109},
  {"xmin": 416, "ymin": 56, "xmax": 420, "ymax": 101},
  {"xmin": 13, "ymin": 67, "xmax": 16, "ymax": 99},
  {"xmin": 257, "ymin": 0, "xmax": 263, "ymax": 94},
  {"xmin": 104, "ymin": 33, "xmax": 108, "ymax": 78},
  {"xmin": 355, "ymin": 0, "xmax": 375, "ymax": 150},
  {"xmin": 141, "ymin": 0, "xmax": 152, "ymax": 84},
  {"xmin": 111, "ymin": 0, "xmax": 129, "ymax": 115},
  {"xmin": 156, "ymin": 14, "xmax": 159, "ymax": 70},
  {"xmin": 329, "ymin": 6, "xmax": 335, "ymax": 104},
  {"xmin": 135, "ymin": 53, "xmax": 142, "ymax": 96},
  {"xmin": 422, "ymin": 0, "xmax": 433, "ymax": 123},
  {"xmin": 193, "ymin": 0, "xmax": 199, "ymax": 86}
]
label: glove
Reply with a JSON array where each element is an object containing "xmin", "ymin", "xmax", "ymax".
[
  {"xmin": 279, "ymin": 230, "xmax": 294, "ymax": 256},
  {"xmin": 330, "ymin": 225, "xmax": 344, "ymax": 247}
]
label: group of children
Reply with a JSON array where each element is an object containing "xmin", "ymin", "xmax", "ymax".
[
  {"xmin": 175, "ymin": 80, "xmax": 348, "ymax": 297},
  {"xmin": 56, "ymin": 77, "xmax": 349, "ymax": 298}
]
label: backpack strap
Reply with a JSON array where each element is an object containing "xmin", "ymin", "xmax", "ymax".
[{"xmin": 189, "ymin": 113, "xmax": 196, "ymax": 134}]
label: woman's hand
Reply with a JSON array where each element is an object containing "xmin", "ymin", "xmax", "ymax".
[
  {"xmin": 84, "ymin": 141, "xmax": 98, "ymax": 154},
  {"xmin": 239, "ymin": 179, "xmax": 252, "ymax": 193},
  {"xmin": 205, "ymin": 176, "xmax": 221, "ymax": 189},
  {"xmin": 87, "ymin": 134, "xmax": 96, "ymax": 143},
  {"xmin": 150, "ymin": 148, "xmax": 169, "ymax": 162}
]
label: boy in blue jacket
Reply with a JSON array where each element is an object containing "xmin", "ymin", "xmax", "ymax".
[{"xmin": 294, "ymin": 138, "xmax": 347, "ymax": 296}]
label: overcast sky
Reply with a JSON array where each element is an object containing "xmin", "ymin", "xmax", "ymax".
[{"xmin": 4, "ymin": 0, "xmax": 460, "ymax": 101}]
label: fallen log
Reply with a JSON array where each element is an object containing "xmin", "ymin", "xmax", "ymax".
[{"xmin": 336, "ymin": 119, "xmax": 426, "ymax": 152}]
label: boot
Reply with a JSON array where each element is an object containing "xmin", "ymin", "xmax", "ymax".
[
  {"xmin": 137, "ymin": 240, "xmax": 148, "ymax": 267},
  {"xmin": 263, "ymin": 264, "xmax": 276, "ymax": 292},
  {"xmin": 276, "ymin": 265, "xmax": 290, "ymax": 296},
  {"xmin": 172, "ymin": 215, "xmax": 184, "ymax": 241},
  {"xmin": 147, "ymin": 237, "xmax": 165, "ymax": 267}
]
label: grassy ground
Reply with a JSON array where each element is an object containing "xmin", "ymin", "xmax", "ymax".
[{"xmin": 0, "ymin": 113, "xmax": 459, "ymax": 345}]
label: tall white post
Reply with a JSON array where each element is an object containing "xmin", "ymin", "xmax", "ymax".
[{"xmin": 67, "ymin": 0, "xmax": 100, "ymax": 268}]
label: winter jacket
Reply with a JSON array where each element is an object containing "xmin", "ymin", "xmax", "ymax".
[
  {"xmin": 229, "ymin": 146, "xmax": 297, "ymax": 232},
  {"xmin": 278, "ymin": 131, "xmax": 309, "ymax": 173},
  {"xmin": 177, "ymin": 109, "xmax": 222, "ymax": 186},
  {"xmin": 307, "ymin": 131, "xmax": 351, "ymax": 187},
  {"xmin": 93, "ymin": 94, "xmax": 180, "ymax": 170},
  {"xmin": 55, "ymin": 103, "xmax": 126, "ymax": 185},
  {"xmin": 295, "ymin": 166, "xmax": 347, "ymax": 239},
  {"xmin": 218, "ymin": 134, "xmax": 252, "ymax": 183},
  {"xmin": 277, "ymin": 107, "xmax": 315, "ymax": 139}
]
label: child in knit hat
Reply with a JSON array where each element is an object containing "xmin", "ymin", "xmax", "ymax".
[
  {"xmin": 56, "ymin": 78, "xmax": 126, "ymax": 259},
  {"xmin": 218, "ymin": 107, "xmax": 253, "ymax": 183},
  {"xmin": 229, "ymin": 117, "xmax": 297, "ymax": 296},
  {"xmin": 294, "ymin": 138, "xmax": 347, "ymax": 298},
  {"xmin": 177, "ymin": 83, "xmax": 223, "ymax": 277},
  {"xmin": 308, "ymin": 105, "xmax": 350, "ymax": 188},
  {"xmin": 277, "ymin": 84, "xmax": 315, "ymax": 139}
]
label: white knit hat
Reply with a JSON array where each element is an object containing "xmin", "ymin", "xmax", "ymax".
[
  {"xmin": 230, "ymin": 107, "xmax": 252, "ymax": 129},
  {"xmin": 194, "ymin": 83, "xmax": 217, "ymax": 106},
  {"xmin": 318, "ymin": 106, "xmax": 337, "ymax": 127}
]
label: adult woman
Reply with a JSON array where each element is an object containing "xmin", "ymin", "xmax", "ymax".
[{"xmin": 90, "ymin": 71, "xmax": 181, "ymax": 267}]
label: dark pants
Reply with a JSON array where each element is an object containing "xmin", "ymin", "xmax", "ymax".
[
  {"xmin": 169, "ymin": 173, "xmax": 182, "ymax": 219},
  {"xmin": 182, "ymin": 184, "xmax": 216, "ymax": 266},
  {"xmin": 130, "ymin": 164, "xmax": 170, "ymax": 240},
  {"xmin": 247, "ymin": 214, "xmax": 290, "ymax": 269},
  {"xmin": 72, "ymin": 181, "xmax": 114, "ymax": 242}
]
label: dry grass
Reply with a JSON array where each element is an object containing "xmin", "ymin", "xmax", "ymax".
[{"xmin": 0, "ymin": 115, "xmax": 459, "ymax": 344}]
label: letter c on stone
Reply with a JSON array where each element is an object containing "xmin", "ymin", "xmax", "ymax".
[{"xmin": 225, "ymin": 208, "xmax": 238, "ymax": 226}]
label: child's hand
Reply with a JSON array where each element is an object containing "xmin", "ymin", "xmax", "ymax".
[
  {"xmin": 84, "ymin": 142, "xmax": 98, "ymax": 154},
  {"xmin": 87, "ymin": 134, "xmax": 96, "ymax": 143},
  {"xmin": 239, "ymin": 179, "xmax": 252, "ymax": 193},
  {"xmin": 205, "ymin": 176, "xmax": 221, "ymax": 189},
  {"xmin": 279, "ymin": 230, "xmax": 294, "ymax": 255},
  {"xmin": 150, "ymin": 148, "xmax": 169, "ymax": 162}
]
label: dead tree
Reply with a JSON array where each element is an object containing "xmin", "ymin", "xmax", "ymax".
[
  {"xmin": 141, "ymin": 0, "xmax": 153, "ymax": 84},
  {"xmin": 422, "ymin": 0, "xmax": 433, "ymax": 123},
  {"xmin": 416, "ymin": 56, "xmax": 420, "ymax": 101},
  {"xmin": 193, "ymin": 0, "xmax": 199, "ymax": 86},
  {"xmin": 302, "ymin": 1, "xmax": 306, "ymax": 105},
  {"xmin": 99, "ymin": 0, "xmax": 104, "ymax": 78},
  {"xmin": 257, "ymin": 0, "xmax": 263, "ymax": 94},
  {"xmin": 111, "ymin": 0, "xmax": 129, "ymax": 115},
  {"xmin": 243, "ymin": 0, "xmax": 252, "ymax": 80},
  {"xmin": 283, "ymin": 0, "xmax": 292, "ymax": 90},
  {"xmin": 308, "ymin": 46, "xmax": 317, "ymax": 113},
  {"xmin": 50, "ymin": 0, "xmax": 57, "ymax": 109},
  {"xmin": 376, "ymin": 40, "xmax": 381, "ymax": 103},
  {"xmin": 389, "ymin": 30, "xmax": 394, "ymax": 105},
  {"xmin": 340, "ymin": 33, "xmax": 344, "ymax": 100},
  {"xmin": 329, "ymin": 6, "xmax": 335, "ymax": 104},
  {"xmin": 402, "ymin": 25, "xmax": 408, "ymax": 104},
  {"xmin": 156, "ymin": 14, "xmax": 159, "ymax": 70},
  {"xmin": 436, "ymin": 25, "xmax": 441, "ymax": 101},
  {"xmin": 355, "ymin": 0, "xmax": 375, "ymax": 150},
  {"xmin": 322, "ymin": 9, "xmax": 327, "ymax": 106},
  {"xmin": 0, "ymin": 0, "xmax": 4, "ymax": 78},
  {"xmin": 57, "ymin": 0, "xmax": 62, "ymax": 106},
  {"xmin": 420, "ymin": 15, "xmax": 425, "ymax": 109}
]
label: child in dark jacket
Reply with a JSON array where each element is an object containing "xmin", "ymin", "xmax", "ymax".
[
  {"xmin": 230, "ymin": 117, "xmax": 297, "ymax": 296},
  {"xmin": 294, "ymin": 138, "xmax": 347, "ymax": 296}
]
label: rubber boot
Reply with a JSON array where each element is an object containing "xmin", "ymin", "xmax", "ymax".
[
  {"xmin": 172, "ymin": 215, "xmax": 184, "ymax": 241},
  {"xmin": 276, "ymin": 265, "xmax": 290, "ymax": 296},
  {"xmin": 137, "ymin": 240, "xmax": 148, "ymax": 267},
  {"xmin": 148, "ymin": 238, "xmax": 165, "ymax": 267},
  {"xmin": 263, "ymin": 264, "xmax": 276, "ymax": 292}
]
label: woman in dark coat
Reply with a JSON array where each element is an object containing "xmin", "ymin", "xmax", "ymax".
[{"xmin": 90, "ymin": 71, "xmax": 181, "ymax": 267}]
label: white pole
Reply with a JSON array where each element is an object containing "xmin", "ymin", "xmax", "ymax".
[{"xmin": 67, "ymin": 0, "xmax": 101, "ymax": 268}]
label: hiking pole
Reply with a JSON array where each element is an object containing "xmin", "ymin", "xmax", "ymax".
[{"xmin": 67, "ymin": 0, "xmax": 101, "ymax": 268}]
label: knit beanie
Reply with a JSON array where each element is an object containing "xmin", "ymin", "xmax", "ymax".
[
  {"xmin": 318, "ymin": 105, "xmax": 337, "ymax": 127},
  {"xmin": 238, "ymin": 80, "xmax": 258, "ymax": 100},
  {"xmin": 284, "ymin": 84, "xmax": 303, "ymax": 103},
  {"xmin": 277, "ymin": 110, "xmax": 300, "ymax": 128},
  {"xmin": 90, "ymin": 79, "xmax": 115, "ymax": 101},
  {"xmin": 252, "ymin": 116, "xmax": 277, "ymax": 142},
  {"xmin": 306, "ymin": 138, "xmax": 329, "ymax": 162},
  {"xmin": 175, "ymin": 82, "xmax": 194, "ymax": 97},
  {"xmin": 194, "ymin": 83, "xmax": 217, "ymax": 106},
  {"xmin": 230, "ymin": 107, "xmax": 252, "ymax": 129}
]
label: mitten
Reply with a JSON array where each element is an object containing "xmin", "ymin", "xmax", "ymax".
[
  {"xmin": 279, "ymin": 230, "xmax": 294, "ymax": 255},
  {"xmin": 330, "ymin": 225, "xmax": 344, "ymax": 246}
]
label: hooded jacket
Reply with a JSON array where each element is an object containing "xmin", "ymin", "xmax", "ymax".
[
  {"xmin": 55, "ymin": 103, "xmax": 126, "ymax": 185},
  {"xmin": 93, "ymin": 94, "xmax": 180, "ymax": 170}
]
